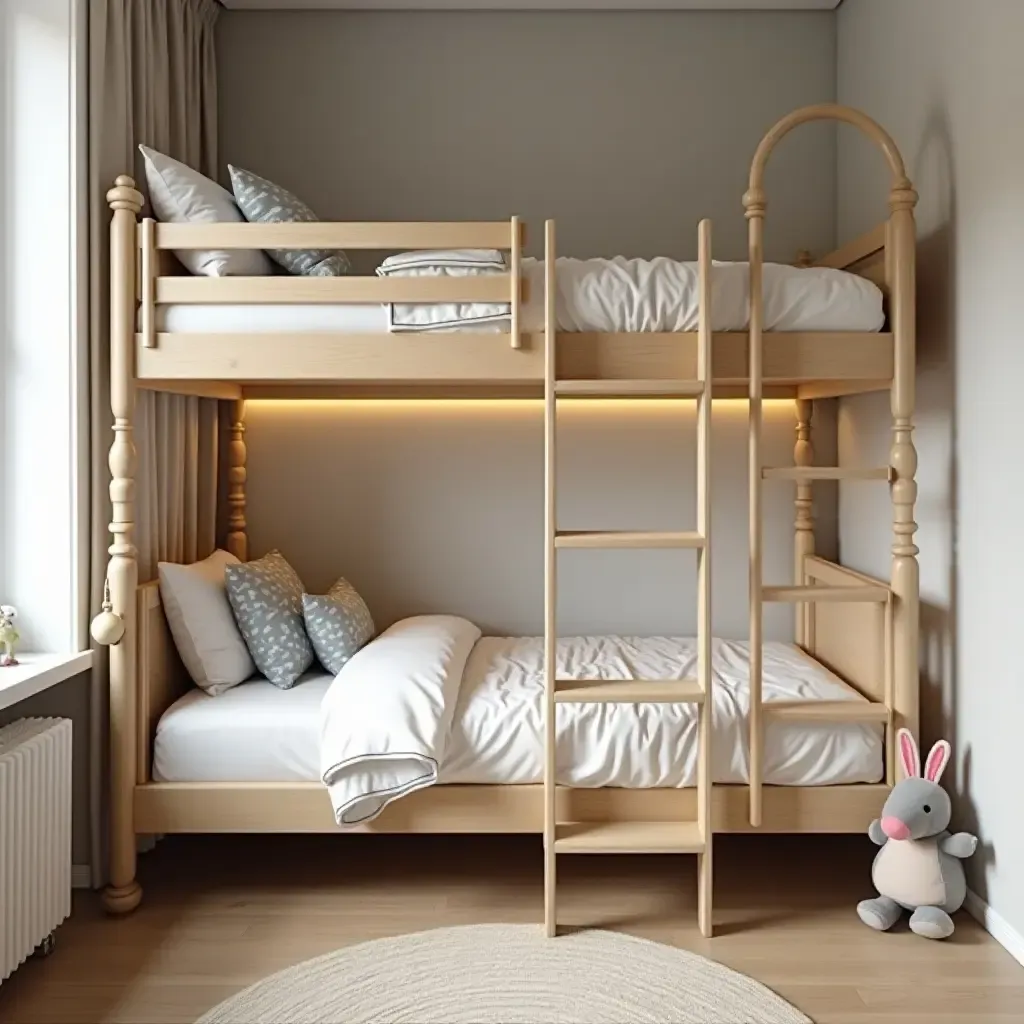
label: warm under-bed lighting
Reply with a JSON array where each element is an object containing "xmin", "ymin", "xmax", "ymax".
[{"xmin": 245, "ymin": 398, "xmax": 796, "ymax": 412}]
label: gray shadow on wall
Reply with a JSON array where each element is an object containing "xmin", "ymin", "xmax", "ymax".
[{"xmin": 911, "ymin": 109, "xmax": 988, "ymax": 892}]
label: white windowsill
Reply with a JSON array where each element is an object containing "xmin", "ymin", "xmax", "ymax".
[{"xmin": 0, "ymin": 651, "xmax": 93, "ymax": 714}]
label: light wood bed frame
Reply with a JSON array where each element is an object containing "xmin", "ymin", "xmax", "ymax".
[{"xmin": 93, "ymin": 104, "xmax": 919, "ymax": 921}]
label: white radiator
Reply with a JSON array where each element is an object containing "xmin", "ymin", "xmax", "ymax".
[{"xmin": 0, "ymin": 718, "xmax": 72, "ymax": 983}]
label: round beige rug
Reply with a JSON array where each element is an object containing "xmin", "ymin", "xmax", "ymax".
[{"xmin": 198, "ymin": 924, "xmax": 811, "ymax": 1024}]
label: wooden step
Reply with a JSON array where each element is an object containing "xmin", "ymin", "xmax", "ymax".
[
  {"xmin": 555, "ymin": 530, "xmax": 705, "ymax": 550},
  {"xmin": 761, "ymin": 585, "xmax": 890, "ymax": 604},
  {"xmin": 554, "ymin": 821, "xmax": 705, "ymax": 855},
  {"xmin": 554, "ymin": 678, "xmax": 704, "ymax": 704},
  {"xmin": 764, "ymin": 700, "xmax": 891, "ymax": 723},
  {"xmin": 762, "ymin": 466, "xmax": 892, "ymax": 482},
  {"xmin": 554, "ymin": 379, "xmax": 706, "ymax": 398}
]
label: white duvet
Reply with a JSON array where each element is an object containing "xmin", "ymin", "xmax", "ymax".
[{"xmin": 312, "ymin": 618, "xmax": 882, "ymax": 829}]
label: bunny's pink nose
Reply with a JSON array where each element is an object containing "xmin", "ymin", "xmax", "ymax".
[{"xmin": 881, "ymin": 816, "xmax": 911, "ymax": 841}]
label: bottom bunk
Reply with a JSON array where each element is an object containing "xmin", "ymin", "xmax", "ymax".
[
  {"xmin": 153, "ymin": 634, "xmax": 882, "ymax": 789},
  {"xmin": 136, "ymin": 589, "xmax": 890, "ymax": 837}
]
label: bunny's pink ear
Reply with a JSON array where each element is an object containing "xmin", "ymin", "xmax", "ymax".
[
  {"xmin": 897, "ymin": 728, "xmax": 920, "ymax": 779},
  {"xmin": 925, "ymin": 739, "xmax": 951, "ymax": 784}
]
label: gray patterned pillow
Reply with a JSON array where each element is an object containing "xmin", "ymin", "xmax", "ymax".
[
  {"xmin": 303, "ymin": 578, "xmax": 375, "ymax": 675},
  {"xmin": 228, "ymin": 165, "xmax": 350, "ymax": 277},
  {"xmin": 225, "ymin": 550, "xmax": 314, "ymax": 688}
]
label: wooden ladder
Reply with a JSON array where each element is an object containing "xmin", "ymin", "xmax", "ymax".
[
  {"xmin": 746, "ymin": 216, "xmax": 894, "ymax": 828},
  {"xmin": 542, "ymin": 219, "xmax": 715, "ymax": 938}
]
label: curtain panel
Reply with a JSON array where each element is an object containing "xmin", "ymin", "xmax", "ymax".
[{"xmin": 88, "ymin": 0, "xmax": 222, "ymax": 886}]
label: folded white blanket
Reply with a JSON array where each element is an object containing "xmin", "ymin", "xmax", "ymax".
[
  {"xmin": 377, "ymin": 249, "xmax": 510, "ymax": 332},
  {"xmin": 320, "ymin": 615, "xmax": 481, "ymax": 827}
]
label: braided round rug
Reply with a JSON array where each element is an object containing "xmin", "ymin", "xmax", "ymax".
[{"xmin": 198, "ymin": 924, "xmax": 811, "ymax": 1024}]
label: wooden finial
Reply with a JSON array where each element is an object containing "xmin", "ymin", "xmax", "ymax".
[
  {"xmin": 107, "ymin": 175, "xmax": 143, "ymax": 214},
  {"xmin": 742, "ymin": 187, "xmax": 767, "ymax": 220},
  {"xmin": 888, "ymin": 178, "xmax": 919, "ymax": 214}
]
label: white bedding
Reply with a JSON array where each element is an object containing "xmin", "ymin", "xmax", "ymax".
[
  {"xmin": 155, "ymin": 258, "xmax": 884, "ymax": 335},
  {"xmin": 154, "ymin": 633, "xmax": 883, "ymax": 789}
]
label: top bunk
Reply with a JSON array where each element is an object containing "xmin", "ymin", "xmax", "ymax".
[{"xmin": 109, "ymin": 104, "xmax": 915, "ymax": 402}]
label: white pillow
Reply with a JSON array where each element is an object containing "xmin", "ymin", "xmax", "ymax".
[
  {"xmin": 158, "ymin": 549, "xmax": 255, "ymax": 695},
  {"xmin": 138, "ymin": 145, "xmax": 273, "ymax": 278}
]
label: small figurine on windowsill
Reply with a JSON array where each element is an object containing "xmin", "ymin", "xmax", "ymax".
[{"xmin": 0, "ymin": 605, "xmax": 20, "ymax": 666}]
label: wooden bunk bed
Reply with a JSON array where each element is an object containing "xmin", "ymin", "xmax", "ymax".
[{"xmin": 91, "ymin": 105, "xmax": 919, "ymax": 938}]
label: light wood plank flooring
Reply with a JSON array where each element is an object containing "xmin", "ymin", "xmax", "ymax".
[{"xmin": 2, "ymin": 834, "xmax": 1021, "ymax": 1023}]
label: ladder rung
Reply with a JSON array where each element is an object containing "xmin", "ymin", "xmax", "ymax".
[
  {"xmin": 554, "ymin": 678, "xmax": 704, "ymax": 704},
  {"xmin": 555, "ymin": 530, "xmax": 706, "ymax": 550},
  {"xmin": 761, "ymin": 585, "xmax": 890, "ymax": 603},
  {"xmin": 765, "ymin": 700, "xmax": 891, "ymax": 723},
  {"xmin": 554, "ymin": 821, "xmax": 705, "ymax": 854},
  {"xmin": 762, "ymin": 466, "xmax": 892, "ymax": 482},
  {"xmin": 554, "ymin": 379, "xmax": 705, "ymax": 397}
]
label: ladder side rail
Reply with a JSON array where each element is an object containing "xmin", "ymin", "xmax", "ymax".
[
  {"xmin": 743, "ymin": 192, "xmax": 765, "ymax": 828},
  {"xmin": 696, "ymin": 219, "xmax": 714, "ymax": 937},
  {"xmin": 543, "ymin": 220, "xmax": 558, "ymax": 937}
]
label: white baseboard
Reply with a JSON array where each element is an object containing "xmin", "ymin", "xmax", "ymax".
[
  {"xmin": 71, "ymin": 864, "xmax": 92, "ymax": 890},
  {"xmin": 964, "ymin": 889, "xmax": 1024, "ymax": 968}
]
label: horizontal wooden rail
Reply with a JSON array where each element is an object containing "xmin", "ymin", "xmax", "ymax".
[
  {"xmin": 764, "ymin": 700, "xmax": 891, "ymax": 723},
  {"xmin": 763, "ymin": 585, "xmax": 890, "ymax": 603},
  {"xmin": 555, "ymin": 530, "xmax": 705, "ymax": 550},
  {"xmin": 555, "ymin": 821, "xmax": 705, "ymax": 854},
  {"xmin": 762, "ymin": 466, "xmax": 892, "ymax": 481},
  {"xmin": 152, "ymin": 221, "xmax": 523, "ymax": 251},
  {"xmin": 553, "ymin": 679, "xmax": 704, "ymax": 704},
  {"xmin": 154, "ymin": 275, "xmax": 525, "ymax": 306},
  {"xmin": 554, "ymin": 379, "xmax": 706, "ymax": 397}
]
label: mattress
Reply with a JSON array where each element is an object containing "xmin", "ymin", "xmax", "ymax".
[
  {"xmin": 153, "ymin": 637, "xmax": 883, "ymax": 787},
  {"xmin": 155, "ymin": 258, "xmax": 884, "ymax": 335}
]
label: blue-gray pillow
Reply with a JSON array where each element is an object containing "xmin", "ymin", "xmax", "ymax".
[
  {"xmin": 228, "ymin": 164, "xmax": 350, "ymax": 277},
  {"xmin": 225, "ymin": 550, "xmax": 314, "ymax": 688},
  {"xmin": 302, "ymin": 578, "xmax": 375, "ymax": 676}
]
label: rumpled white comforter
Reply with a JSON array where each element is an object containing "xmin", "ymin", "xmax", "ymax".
[
  {"xmin": 320, "ymin": 615, "xmax": 481, "ymax": 826},
  {"xmin": 375, "ymin": 251, "xmax": 885, "ymax": 334}
]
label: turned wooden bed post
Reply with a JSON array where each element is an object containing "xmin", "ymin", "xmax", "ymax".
[
  {"xmin": 793, "ymin": 399, "xmax": 815, "ymax": 647},
  {"xmin": 226, "ymin": 398, "xmax": 248, "ymax": 561},
  {"xmin": 97, "ymin": 175, "xmax": 144, "ymax": 914},
  {"xmin": 745, "ymin": 104, "xmax": 919, "ymax": 826},
  {"xmin": 887, "ymin": 177, "xmax": 919, "ymax": 744}
]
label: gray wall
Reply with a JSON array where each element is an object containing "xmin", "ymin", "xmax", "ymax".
[
  {"xmin": 218, "ymin": 11, "xmax": 837, "ymax": 263},
  {"xmin": 247, "ymin": 399, "xmax": 837, "ymax": 639},
  {"xmin": 0, "ymin": 672, "xmax": 91, "ymax": 868},
  {"xmin": 220, "ymin": 9, "xmax": 841, "ymax": 638},
  {"xmin": 837, "ymin": 0, "xmax": 1024, "ymax": 936}
]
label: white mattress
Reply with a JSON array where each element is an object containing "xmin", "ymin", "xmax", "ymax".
[
  {"xmin": 155, "ymin": 258, "xmax": 884, "ymax": 335},
  {"xmin": 153, "ymin": 637, "xmax": 882, "ymax": 787}
]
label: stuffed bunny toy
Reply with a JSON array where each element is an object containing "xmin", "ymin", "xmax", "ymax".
[{"xmin": 857, "ymin": 729, "xmax": 977, "ymax": 939}]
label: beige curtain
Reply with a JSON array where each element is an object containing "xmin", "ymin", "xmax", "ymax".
[{"xmin": 88, "ymin": 0, "xmax": 221, "ymax": 886}]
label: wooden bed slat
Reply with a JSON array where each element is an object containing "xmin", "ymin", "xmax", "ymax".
[
  {"xmin": 132, "ymin": 781, "xmax": 892, "ymax": 835},
  {"xmin": 154, "ymin": 220, "xmax": 522, "ymax": 251},
  {"xmin": 135, "ymin": 331, "xmax": 894, "ymax": 389},
  {"xmin": 155, "ymin": 274, "xmax": 525, "ymax": 306}
]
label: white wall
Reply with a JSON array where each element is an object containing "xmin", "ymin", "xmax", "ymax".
[
  {"xmin": 220, "ymin": 9, "xmax": 842, "ymax": 636},
  {"xmin": 837, "ymin": 0, "xmax": 1024, "ymax": 936}
]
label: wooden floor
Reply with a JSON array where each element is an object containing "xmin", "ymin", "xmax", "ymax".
[{"xmin": 2, "ymin": 834, "xmax": 1021, "ymax": 1023}]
